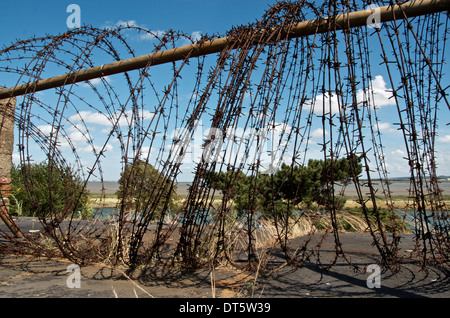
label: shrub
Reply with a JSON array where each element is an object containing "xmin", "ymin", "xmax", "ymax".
[
  {"xmin": 10, "ymin": 161, "xmax": 89, "ymax": 218},
  {"xmin": 116, "ymin": 160, "xmax": 178, "ymax": 219}
]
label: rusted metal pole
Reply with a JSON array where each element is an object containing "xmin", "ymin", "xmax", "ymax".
[{"xmin": 0, "ymin": 0, "xmax": 449, "ymax": 100}]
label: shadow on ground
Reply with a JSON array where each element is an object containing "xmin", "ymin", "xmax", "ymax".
[{"xmin": 0, "ymin": 233, "xmax": 449, "ymax": 298}]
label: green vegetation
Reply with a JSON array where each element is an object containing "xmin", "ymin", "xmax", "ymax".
[
  {"xmin": 116, "ymin": 160, "xmax": 179, "ymax": 218},
  {"xmin": 201, "ymin": 156, "xmax": 412, "ymax": 233},
  {"xmin": 203, "ymin": 155, "xmax": 363, "ymax": 218},
  {"xmin": 8, "ymin": 156, "xmax": 415, "ymax": 235},
  {"xmin": 10, "ymin": 161, "xmax": 90, "ymax": 218}
]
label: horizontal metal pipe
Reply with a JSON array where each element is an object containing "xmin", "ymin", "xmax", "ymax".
[{"xmin": 0, "ymin": 0, "xmax": 449, "ymax": 100}]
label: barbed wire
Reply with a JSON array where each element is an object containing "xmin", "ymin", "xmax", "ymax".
[{"xmin": 0, "ymin": 0, "xmax": 448, "ymax": 272}]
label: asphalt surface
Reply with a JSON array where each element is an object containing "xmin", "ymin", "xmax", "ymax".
[{"xmin": 1, "ymin": 228, "xmax": 449, "ymax": 299}]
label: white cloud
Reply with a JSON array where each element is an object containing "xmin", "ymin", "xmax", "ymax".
[
  {"xmin": 63, "ymin": 110, "xmax": 154, "ymax": 156},
  {"xmin": 36, "ymin": 124, "xmax": 71, "ymax": 148},
  {"xmin": 190, "ymin": 31, "xmax": 202, "ymax": 42},
  {"xmin": 304, "ymin": 75, "xmax": 395, "ymax": 115},
  {"xmin": 370, "ymin": 148, "xmax": 410, "ymax": 177},
  {"xmin": 138, "ymin": 146, "xmax": 153, "ymax": 158},
  {"xmin": 68, "ymin": 109, "xmax": 154, "ymax": 128},
  {"xmin": 37, "ymin": 123, "xmax": 97, "ymax": 150},
  {"xmin": 179, "ymin": 30, "xmax": 204, "ymax": 46},
  {"xmin": 391, "ymin": 149, "xmax": 405, "ymax": 157},
  {"xmin": 376, "ymin": 122, "xmax": 396, "ymax": 133},
  {"xmin": 103, "ymin": 19, "xmax": 139, "ymax": 30},
  {"xmin": 105, "ymin": 20, "xmax": 203, "ymax": 43},
  {"xmin": 435, "ymin": 147, "xmax": 450, "ymax": 176},
  {"xmin": 303, "ymin": 92, "xmax": 341, "ymax": 115},
  {"xmin": 36, "ymin": 124, "xmax": 54, "ymax": 136},
  {"xmin": 384, "ymin": 161, "xmax": 410, "ymax": 176},
  {"xmin": 437, "ymin": 135, "xmax": 450, "ymax": 143},
  {"xmin": 115, "ymin": 20, "xmax": 138, "ymax": 28},
  {"xmin": 103, "ymin": 19, "xmax": 167, "ymax": 41},
  {"xmin": 310, "ymin": 128, "xmax": 328, "ymax": 139},
  {"xmin": 78, "ymin": 143, "xmax": 113, "ymax": 154},
  {"xmin": 12, "ymin": 153, "xmax": 20, "ymax": 164},
  {"xmin": 357, "ymin": 75, "xmax": 395, "ymax": 108},
  {"xmin": 68, "ymin": 111, "xmax": 110, "ymax": 127},
  {"xmin": 139, "ymin": 30, "xmax": 167, "ymax": 41},
  {"xmin": 267, "ymin": 121, "xmax": 292, "ymax": 135},
  {"xmin": 82, "ymin": 76, "xmax": 111, "ymax": 88},
  {"xmin": 68, "ymin": 130, "xmax": 88, "ymax": 144}
]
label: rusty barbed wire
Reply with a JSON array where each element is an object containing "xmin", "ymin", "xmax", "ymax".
[{"xmin": 0, "ymin": 0, "xmax": 448, "ymax": 272}]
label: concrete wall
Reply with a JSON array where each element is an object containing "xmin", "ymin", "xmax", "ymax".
[
  {"xmin": 0, "ymin": 90, "xmax": 22, "ymax": 237},
  {"xmin": 0, "ymin": 90, "xmax": 16, "ymax": 179}
]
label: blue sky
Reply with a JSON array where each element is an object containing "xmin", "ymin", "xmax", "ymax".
[
  {"xmin": 0, "ymin": 0, "xmax": 280, "ymax": 181},
  {"xmin": 0, "ymin": 0, "xmax": 275, "ymax": 45},
  {"xmin": 1, "ymin": 0, "xmax": 449, "ymax": 181}
]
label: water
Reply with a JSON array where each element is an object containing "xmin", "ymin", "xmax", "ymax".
[
  {"xmin": 93, "ymin": 207, "xmax": 118, "ymax": 220},
  {"xmin": 87, "ymin": 181, "xmax": 449, "ymax": 231}
]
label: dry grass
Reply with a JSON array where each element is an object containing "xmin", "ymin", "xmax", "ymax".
[
  {"xmin": 343, "ymin": 198, "xmax": 450, "ymax": 210},
  {"xmin": 88, "ymin": 196, "xmax": 120, "ymax": 208}
]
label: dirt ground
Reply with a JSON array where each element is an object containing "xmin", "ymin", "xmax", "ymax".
[{"xmin": 0, "ymin": 233, "xmax": 449, "ymax": 300}]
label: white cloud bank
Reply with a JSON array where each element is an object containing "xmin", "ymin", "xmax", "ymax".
[
  {"xmin": 81, "ymin": 76, "xmax": 111, "ymax": 88},
  {"xmin": 376, "ymin": 122, "xmax": 396, "ymax": 133},
  {"xmin": 304, "ymin": 75, "xmax": 395, "ymax": 115},
  {"xmin": 438, "ymin": 135, "xmax": 450, "ymax": 143},
  {"xmin": 68, "ymin": 109, "xmax": 155, "ymax": 129},
  {"xmin": 105, "ymin": 19, "xmax": 202, "ymax": 43}
]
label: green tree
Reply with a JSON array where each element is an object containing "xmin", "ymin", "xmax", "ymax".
[
  {"xmin": 309, "ymin": 154, "xmax": 363, "ymax": 209},
  {"xmin": 203, "ymin": 169, "xmax": 261, "ymax": 217},
  {"xmin": 269, "ymin": 155, "xmax": 362, "ymax": 212},
  {"xmin": 204, "ymin": 155, "xmax": 362, "ymax": 217},
  {"xmin": 259, "ymin": 163, "xmax": 316, "ymax": 217},
  {"xmin": 10, "ymin": 161, "xmax": 89, "ymax": 218},
  {"xmin": 116, "ymin": 160, "xmax": 178, "ymax": 217}
]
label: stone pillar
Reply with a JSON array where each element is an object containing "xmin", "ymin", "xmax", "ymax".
[{"xmin": 0, "ymin": 91, "xmax": 23, "ymax": 238}]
